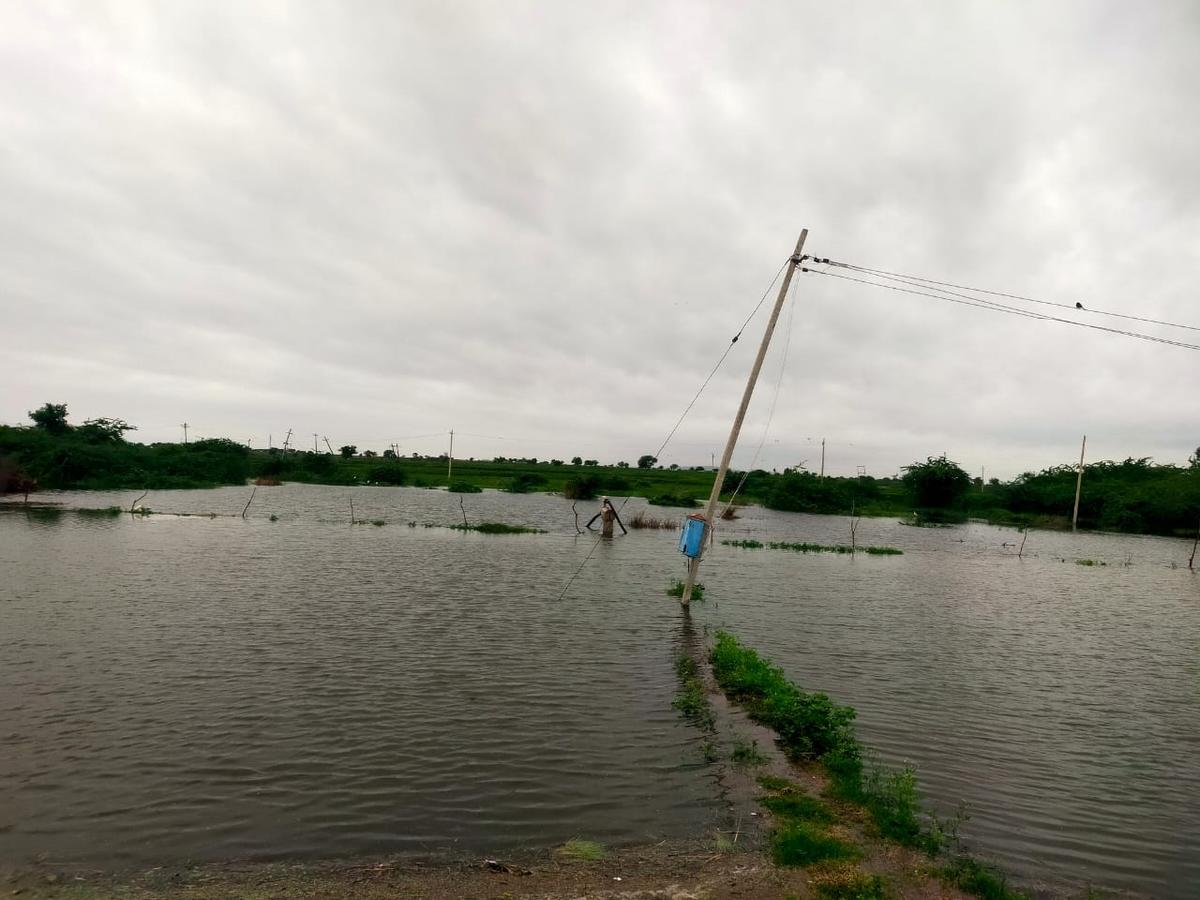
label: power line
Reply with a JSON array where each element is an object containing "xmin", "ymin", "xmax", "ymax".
[
  {"xmin": 804, "ymin": 266, "xmax": 1200, "ymax": 352},
  {"xmin": 725, "ymin": 263, "xmax": 800, "ymax": 508},
  {"xmin": 821, "ymin": 258, "xmax": 1200, "ymax": 334}
]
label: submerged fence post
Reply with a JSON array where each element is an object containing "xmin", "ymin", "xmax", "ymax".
[{"xmin": 1189, "ymin": 518, "xmax": 1198, "ymax": 570}]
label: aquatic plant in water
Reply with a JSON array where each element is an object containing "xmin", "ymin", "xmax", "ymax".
[
  {"xmin": 672, "ymin": 654, "xmax": 715, "ymax": 732},
  {"xmin": 666, "ymin": 578, "xmax": 705, "ymax": 601},
  {"xmin": 448, "ymin": 522, "xmax": 545, "ymax": 534},
  {"xmin": 722, "ymin": 539, "xmax": 901, "ymax": 555}
]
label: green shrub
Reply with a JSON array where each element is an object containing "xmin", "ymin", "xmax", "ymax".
[
  {"xmin": 367, "ymin": 464, "xmax": 407, "ymax": 485},
  {"xmin": 563, "ymin": 475, "xmax": 599, "ymax": 500},
  {"xmin": 648, "ymin": 493, "xmax": 698, "ymax": 507}
]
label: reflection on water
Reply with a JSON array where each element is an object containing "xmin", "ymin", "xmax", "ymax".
[{"xmin": 2, "ymin": 485, "xmax": 1198, "ymax": 897}]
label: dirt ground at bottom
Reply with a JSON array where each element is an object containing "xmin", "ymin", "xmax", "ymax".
[{"xmin": 2, "ymin": 839, "xmax": 971, "ymax": 900}]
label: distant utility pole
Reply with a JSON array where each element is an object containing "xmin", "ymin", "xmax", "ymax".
[
  {"xmin": 1072, "ymin": 435, "xmax": 1087, "ymax": 532},
  {"xmin": 269, "ymin": 434, "xmax": 273, "ymax": 450},
  {"xmin": 820, "ymin": 438, "xmax": 826, "ymax": 478},
  {"xmin": 323, "ymin": 437, "xmax": 334, "ymax": 455},
  {"xmin": 181, "ymin": 422, "xmax": 189, "ymax": 445},
  {"xmin": 312, "ymin": 433, "xmax": 319, "ymax": 453},
  {"xmin": 448, "ymin": 429, "xmax": 454, "ymax": 482},
  {"xmin": 282, "ymin": 429, "xmax": 293, "ymax": 452}
]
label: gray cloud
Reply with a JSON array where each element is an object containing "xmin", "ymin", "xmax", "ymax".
[{"xmin": 2, "ymin": 1, "xmax": 1197, "ymax": 478}]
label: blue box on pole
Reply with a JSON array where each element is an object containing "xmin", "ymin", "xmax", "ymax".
[{"xmin": 678, "ymin": 514, "xmax": 707, "ymax": 558}]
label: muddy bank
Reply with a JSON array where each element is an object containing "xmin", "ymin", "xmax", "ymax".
[{"xmin": 3, "ymin": 837, "xmax": 977, "ymax": 900}]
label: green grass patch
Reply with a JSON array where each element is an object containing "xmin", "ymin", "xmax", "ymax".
[
  {"xmin": 666, "ymin": 578, "xmax": 705, "ymax": 601},
  {"xmin": 711, "ymin": 631, "xmax": 944, "ymax": 857},
  {"xmin": 761, "ymin": 792, "xmax": 835, "ymax": 824},
  {"xmin": 447, "ymin": 479, "xmax": 482, "ymax": 493},
  {"xmin": 448, "ymin": 522, "xmax": 545, "ymax": 534},
  {"xmin": 1074, "ymin": 558, "xmax": 1106, "ymax": 566},
  {"xmin": 757, "ymin": 774, "xmax": 796, "ymax": 792},
  {"xmin": 724, "ymin": 538, "xmax": 765, "ymax": 549},
  {"xmin": 941, "ymin": 856, "xmax": 1028, "ymax": 900},
  {"xmin": 810, "ymin": 863, "xmax": 889, "ymax": 899},
  {"xmin": 555, "ymin": 839, "xmax": 607, "ymax": 861},
  {"xmin": 710, "ymin": 631, "xmax": 858, "ymax": 762},
  {"xmin": 771, "ymin": 821, "xmax": 859, "ymax": 867}
]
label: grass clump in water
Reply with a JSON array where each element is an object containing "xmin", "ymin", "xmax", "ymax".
[
  {"xmin": 731, "ymin": 737, "xmax": 766, "ymax": 767},
  {"xmin": 666, "ymin": 578, "xmax": 705, "ymax": 601},
  {"xmin": 448, "ymin": 522, "xmax": 545, "ymax": 534},
  {"xmin": 710, "ymin": 631, "xmax": 937, "ymax": 855},
  {"xmin": 448, "ymin": 479, "xmax": 482, "ymax": 493},
  {"xmin": 556, "ymin": 839, "xmax": 607, "ymax": 861},
  {"xmin": 628, "ymin": 511, "xmax": 677, "ymax": 529},
  {"xmin": 672, "ymin": 654, "xmax": 715, "ymax": 731},
  {"xmin": 371, "ymin": 519, "xmax": 386, "ymax": 526},
  {"xmin": 75, "ymin": 506, "xmax": 122, "ymax": 518},
  {"xmin": 1074, "ymin": 558, "xmax": 1106, "ymax": 566},
  {"xmin": 721, "ymin": 539, "xmax": 902, "ymax": 556}
]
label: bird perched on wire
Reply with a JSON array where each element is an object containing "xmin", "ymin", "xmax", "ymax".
[{"xmin": 1076, "ymin": 302, "xmax": 1085, "ymax": 309}]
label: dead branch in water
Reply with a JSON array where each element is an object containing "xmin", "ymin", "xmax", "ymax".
[
  {"xmin": 242, "ymin": 485, "xmax": 257, "ymax": 519},
  {"xmin": 130, "ymin": 490, "xmax": 148, "ymax": 513}
]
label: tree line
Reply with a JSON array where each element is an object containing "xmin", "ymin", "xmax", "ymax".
[{"xmin": 4, "ymin": 404, "xmax": 1197, "ymax": 537}]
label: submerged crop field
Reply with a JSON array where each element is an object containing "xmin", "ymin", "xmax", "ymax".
[{"xmin": 1, "ymin": 484, "xmax": 1197, "ymax": 898}]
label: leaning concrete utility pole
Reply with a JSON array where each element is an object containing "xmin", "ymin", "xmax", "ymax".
[
  {"xmin": 680, "ymin": 229, "xmax": 808, "ymax": 606},
  {"xmin": 447, "ymin": 429, "xmax": 454, "ymax": 483},
  {"xmin": 1071, "ymin": 434, "xmax": 1086, "ymax": 532}
]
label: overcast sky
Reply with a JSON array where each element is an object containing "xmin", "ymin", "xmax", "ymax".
[{"xmin": 2, "ymin": 1, "xmax": 1197, "ymax": 479}]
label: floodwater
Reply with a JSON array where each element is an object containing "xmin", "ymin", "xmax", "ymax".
[{"xmin": 1, "ymin": 485, "xmax": 1197, "ymax": 898}]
